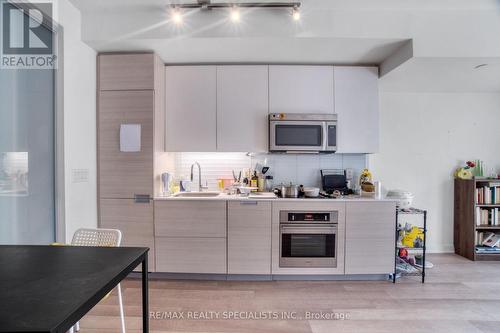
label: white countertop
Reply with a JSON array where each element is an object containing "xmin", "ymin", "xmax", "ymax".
[{"xmin": 155, "ymin": 193, "xmax": 397, "ymax": 202}]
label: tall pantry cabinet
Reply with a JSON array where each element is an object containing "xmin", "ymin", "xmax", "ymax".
[{"xmin": 97, "ymin": 53, "xmax": 165, "ymax": 272}]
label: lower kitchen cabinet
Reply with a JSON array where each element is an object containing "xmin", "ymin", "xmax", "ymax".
[
  {"xmin": 154, "ymin": 200, "xmax": 227, "ymax": 274},
  {"xmin": 345, "ymin": 201, "xmax": 395, "ymax": 274},
  {"xmin": 99, "ymin": 198, "xmax": 155, "ymax": 272},
  {"xmin": 228, "ymin": 201, "xmax": 272, "ymax": 274},
  {"xmin": 155, "ymin": 237, "xmax": 227, "ymax": 274},
  {"xmin": 154, "ymin": 200, "xmax": 226, "ymax": 237}
]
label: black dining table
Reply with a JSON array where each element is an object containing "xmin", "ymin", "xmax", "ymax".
[{"xmin": 0, "ymin": 245, "xmax": 149, "ymax": 333}]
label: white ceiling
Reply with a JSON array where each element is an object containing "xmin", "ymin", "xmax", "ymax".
[
  {"xmin": 69, "ymin": 0, "xmax": 500, "ymax": 12},
  {"xmin": 69, "ymin": 0, "xmax": 500, "ymax": 92}
]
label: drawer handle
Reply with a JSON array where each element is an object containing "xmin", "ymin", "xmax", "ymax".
[
  {"xmin": 134, "ymin": 194, "xmax": 151, "ymax": 203},
  {"xmin": 240, "ymin": 201, "xmax": 258, "ymax": 205}
]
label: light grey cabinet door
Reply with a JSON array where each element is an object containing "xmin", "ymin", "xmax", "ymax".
[
  {"xmin": 269, "ymin": 65, "xmax": 334, "ymax": 114},
  {"xmin": 165, "ymin": 66, "xmax": 217, "ymax": 151},
  {"xmin": 154, "ymin": 200, "xmax": 226, "ymax": 238},
  {"xmin": 99, "ymin": 198, "xmax": 155, "ymax": 272},
  {"xmin": 228, "ymin": 201, "xmax": 272, "ymax": 274},
  {"xmin": 334, "ymin": 66, "xmax": 379, "ymax": 153},
  {"xmin": 216, "ymin": 66, "xmax": 269, "ymax": 152},
  {"xmin": 98, "ymin": 90, "xmax": 154, "ymax": 198},
  {"xmin": 156, "ymin": 237, "xmax": 226, "ymax": 274},
  {"xmin": 98, "ymin": 53, "xmax": 155, "ymax": 91},
  {"xmin": 154, "ymin": 200, "xmax": 227, "ymax": 274},
  {"xmin": 345, "ymin": 201, "xmax": 395, "ymax": 274}
]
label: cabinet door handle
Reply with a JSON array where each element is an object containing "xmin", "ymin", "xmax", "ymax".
[
  {"xmin": 134, "ymin": 194, "xmax": 151, "ymax": 203},
  {"xmin": 240, "ymin": 201, "xmax": 258, "ymax": 205}
]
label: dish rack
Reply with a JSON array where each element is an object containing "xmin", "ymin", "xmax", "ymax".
[{"xmin": 392, "ymin": 207, "xmax": 427, "ymax": 283}]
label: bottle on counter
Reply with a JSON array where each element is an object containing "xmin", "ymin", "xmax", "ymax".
[{"xmin": 250, "ymin": 171, "xmax": 259, "ymax": 190}]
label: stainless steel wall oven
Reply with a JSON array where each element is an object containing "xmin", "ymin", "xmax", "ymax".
[{"xmin": 279, "ymin": 210, "xmax": 338, "ymax": 268}]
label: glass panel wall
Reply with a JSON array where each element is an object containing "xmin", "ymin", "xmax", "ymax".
[{"xmin": 0, "ymin": 1, "xmax": 56, "ymax": 244}]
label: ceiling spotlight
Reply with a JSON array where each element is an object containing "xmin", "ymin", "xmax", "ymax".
[
  {"xmin": 171, "ymin": 7, "xmax": 183, "ymax": 24},
  {"xmin": 292, "ymin": 7, "xmax": 300, "ymax": 20},
  {"xmin": 230, "ymin": 6, "xmax": 240, "ymax": 22}
]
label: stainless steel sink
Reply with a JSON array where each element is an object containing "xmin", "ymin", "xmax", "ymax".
[{"xmin": 172, "ymin": 191, "xmax": 221, "ymax": 198}]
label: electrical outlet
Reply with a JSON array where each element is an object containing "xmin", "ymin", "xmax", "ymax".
[
  {"xmin": 345, "ymin": 168, "xmax": 354, "ymax": 180},
  {"xmin": 72, "ymin": 169, "xmax": 89, "ymax": 183}
]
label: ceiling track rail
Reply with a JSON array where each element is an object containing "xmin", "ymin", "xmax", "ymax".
[{"xmin": 170, "ymin": 1, "xmax": 301, "ymax": 9}]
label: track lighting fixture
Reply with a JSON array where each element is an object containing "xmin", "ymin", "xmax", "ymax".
[
  {"xmin": 169, "ymin": 1, "xmax": 301, "ymax": 23},
  {"xmin": 230, "ymin": 6, "xmax": 240, "ymax": 22},
  {"xmin": 292, "ymin": 6, "xmax": 300, "ymax": 21},
  {"xmin": 171, "ymin": 7, "xmax": 183, "ymax": 24}
]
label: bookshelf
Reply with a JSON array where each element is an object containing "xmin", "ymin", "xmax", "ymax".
[{"xmin": 454, "ymin": 178, "xmax": 500, "ymax": 261}]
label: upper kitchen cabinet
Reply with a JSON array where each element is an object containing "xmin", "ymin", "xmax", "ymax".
[
  {"xmin": 334, "ymin": 66, "xmax": 379, "ymax": 153},
  {"xmin": 165, "ymin": 66, "xmax": 217, "ymax": 151},
  {"xmin": 98, "ymin": 53, "xmax": 155, "ymax": 91},
  {"xmin": 269, "ymin": 65, "xmax": 334, "ymax": 114},
  {"xmin": 216, "ymin": 66, "xmax": 269, "ymax": 152}
]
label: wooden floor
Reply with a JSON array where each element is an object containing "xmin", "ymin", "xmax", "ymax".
[{"xmin": 79, "ymin": 254, "xmax": 500, "ymax": 333}]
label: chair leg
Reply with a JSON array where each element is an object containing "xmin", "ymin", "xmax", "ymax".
[
  {"xmin": 75, "ymin": 321, "xmax": 80, "ymax": 332},
  {"xmin": 68, "ymin": 326, "xmax": 74, "ymax": 333},
  {"xmin": 117, "ymin": 283, "xmax": 126, "ymax": 333}
]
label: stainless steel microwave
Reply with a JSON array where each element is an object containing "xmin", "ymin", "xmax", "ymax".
[{"xmin": 269, "ymin": 113, "xmax": 337, "ymax": 153}]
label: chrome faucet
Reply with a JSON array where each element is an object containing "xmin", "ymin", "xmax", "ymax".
[{"xmin": 190, "ymin": 161, "xmax": 208, "ymax": 192}]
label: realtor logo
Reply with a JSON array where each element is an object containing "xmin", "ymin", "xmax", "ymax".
[{"xmin": 1, "ymin": 1, "xmax": 56, "ymax": 69}]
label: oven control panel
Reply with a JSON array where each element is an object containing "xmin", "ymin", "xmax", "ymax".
[{"xmin": 280, "ymin": 211, "xmax": 338, "ymax": 224}]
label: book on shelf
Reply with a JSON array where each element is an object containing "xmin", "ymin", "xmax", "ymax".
[
  {"xmin": 475, "ymin": 246, "xmax": 500, "ymax": 253},
  {"xmin": 476, "ymin": 231, "xmax": 500, "ymax": 248},
  {"xmin": 484, "ymin": 233, "xmax": 500, "ymax": 247},
  {"xmin": 475, "ymin": 207, "xmax": 499, "ymax": 226},
  {"xmin": 475, "ymin": 184, "xmax": 500, "ymax": 205}
]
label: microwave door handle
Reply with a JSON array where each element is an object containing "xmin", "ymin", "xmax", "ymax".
[{"xmin": 322, "ymin": 122, "xmax": 328, "ymax": 151}]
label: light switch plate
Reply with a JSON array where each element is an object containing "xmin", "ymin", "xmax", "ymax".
[
  {"xmin": 345, "ymin": 168, "xmax": 354, "ymax": 180},
  {"xmin": 72, "ymin": 169, "xmax": 89, "ymax": 183}
]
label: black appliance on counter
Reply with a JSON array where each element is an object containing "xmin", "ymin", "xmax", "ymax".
[{"xmin": 320, "ymin": 169, "xmax": 353, "ymax": 196}]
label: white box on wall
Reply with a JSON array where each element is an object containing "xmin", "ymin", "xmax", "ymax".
[{"xmin": 120, "ymin": 124, "xmax": 141, "ymax": 152}]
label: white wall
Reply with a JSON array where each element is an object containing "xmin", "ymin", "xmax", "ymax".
[
  {"xmin": 58, "ymin": 0, "xmax": 97, "ymax": 241},
  {"xmin": 370, "ymin": 92, "xmax": 500, "ymax": 253}
]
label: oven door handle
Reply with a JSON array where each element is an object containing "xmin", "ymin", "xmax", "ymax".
[{"xmin": 280, "ymin": 226, "xmax": 337, "ymax": 234}]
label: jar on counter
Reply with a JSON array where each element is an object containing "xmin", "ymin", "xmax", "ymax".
[
  {"xmin": 264, "ymin": 175, "xmax": 274, "ymax": 192},
  {"xmin": 258, "ymin": 177, "xmax": 265, "ymax": 192}
]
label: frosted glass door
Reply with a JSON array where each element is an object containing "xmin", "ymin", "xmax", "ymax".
[{"xmin": 0, "ymin": 69, "xmax": 55, "ymax": 244}]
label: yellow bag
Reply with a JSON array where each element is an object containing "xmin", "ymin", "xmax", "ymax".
[{"xmin": 402, "ymin": 226, "xmax": 424, "ymax": 248}]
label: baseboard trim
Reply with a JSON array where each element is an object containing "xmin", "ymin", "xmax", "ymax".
[{"xmin": 128, "ymin": 272, "xmax": 392, "ymax": 282}]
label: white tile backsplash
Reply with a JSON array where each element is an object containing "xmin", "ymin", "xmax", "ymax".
[{"xmin": 160, "ymin": 152, "xmax": 367, "ymax": 191}]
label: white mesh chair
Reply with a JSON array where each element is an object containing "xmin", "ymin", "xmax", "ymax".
[{"xmin": 69, "ymin": 228, "xmax": 126, "ymax": 333}]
